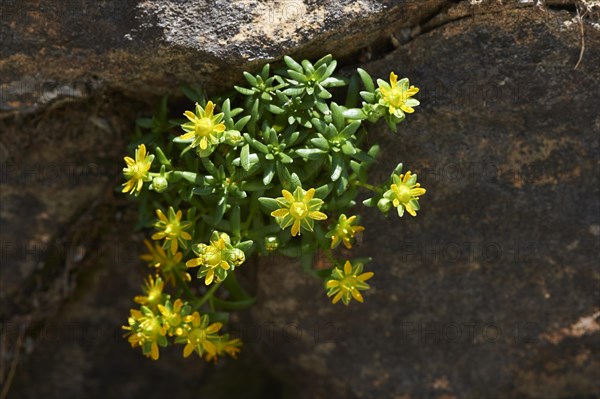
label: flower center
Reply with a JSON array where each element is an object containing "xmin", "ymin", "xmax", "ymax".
[
  {"xmin": 205, "ymin": 247, "xmax": 222, "ymax": 267},
  {"xmin": 393, "ymin": 184, "xmax": 412, "ymax": 203},
  {"xmin": 147, "ymin": 288, "xmax": 161, "ymax": 303},
  {"xmin": 131, "ymin": 162, "xmax": 147, "ymax": 179},
  {"xmin": 189, "ymin": 328, "xmax": 207, "ymax": 345},
  {"xmin": 195, "ymin": 118, "xmax": 214, "ymax": 136},
  {"xmin": 388, "ymin": 87, "xmax": 408, "ymax": 108},
  {"xmin": 290, "ymin": 202, "xmax": 308, "ymax": 219},
  {"xmin": 164, "ymin": 223, "xmax": 180, "ymax": 238},
  {"xmin": 340, "ymin": 276, "xmax": 357, "ymax": 291}
]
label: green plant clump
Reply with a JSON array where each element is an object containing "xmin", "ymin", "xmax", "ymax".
[{"xmin": 121, "ymin": 54, "xmax": 426, "ymax": 362}]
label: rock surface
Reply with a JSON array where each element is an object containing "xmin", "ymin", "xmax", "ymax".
[
  {"xmin": 0, "ymin": 0, "xmax": 444, "ymax": 112},
  {"xmin": 248, "ymin": 4, "xmax": 600, "ymax": 399},
  {"xmin": 1, "ymin": 1, "xmax": 599, "ymax": 399}
]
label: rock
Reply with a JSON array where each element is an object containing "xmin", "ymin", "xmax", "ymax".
[
  {"xmin": 248, "ymin": 4, "xmax": 600, "ymax": 399},
  {"xmin": 1, "ymin": 1, "xmax": 599, "ymax": 399},
  {"xmin": 0, "ymin": 0, "xmax": 445, "ymax": 112}
]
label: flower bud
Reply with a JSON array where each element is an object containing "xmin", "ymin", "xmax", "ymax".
[
  {"xmin": 225, "ymin": 130, "xmax": 243, "ymax": 145},
  {"xmin": 377, "ymin": 198, "xmax": 391, "ymax": 213},
  {"xmin": 151, "ymin": 176, "xmax": 168, "ymax": 193},
  {"xmin": 264, "ymin": 236, "xmax": 279, "ymax": 252}
]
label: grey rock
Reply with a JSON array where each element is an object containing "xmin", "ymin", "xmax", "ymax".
[{"xmin": 0, "ymin": 0, "xmax": 444, "ymax": 112}]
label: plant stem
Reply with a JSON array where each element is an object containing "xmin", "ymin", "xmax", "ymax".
[
  {"xmin": 352, "ymin": 180, "xmax": 383, "ymax": 194},
  {"xmin": 193, "ymin": 282, "xmax": 222, "ymax": 310},
  {"xmin": 175, "ymin": 272, "xmax": 197, "ymax": 302}
]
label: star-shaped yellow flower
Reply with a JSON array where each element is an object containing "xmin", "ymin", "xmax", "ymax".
[
  {"xmin": 186, "ymin": 231, "xmax": 245, "ymax": 285},
  {"xmin": 140, "ymin": 240, "xmax": 188, "ymax": 286},
  {"xmin": 176, "ymin": 312, "xmax": 223, "ymax": 358},
  {"xmin": 377, "ymin": 72, "xmax": 420, "ymax": 119},
  {"xmin": 384, "ymin": 171, "xmax": 426, "ymax": 217},
  {"xmin": 122, "ymin": 144, "xmax": 154, "ymax": 196},
  {"xmin": 327, "ymin": 214, "xmax": 365, "ymax": 249},
  {"xmin": 326, "ymin": 261, "xmax": 374, "ymax": 305},
  {"xmin": 179, "ymin": 101, "xmax": 226, "ymax": 150},
  {"xmin": 151, "ymin": 207, "xmax": 193, "ymax": 255},
  {"xmin": 270, "ymin": 186, "xmax": 327, "ymax": 237}
]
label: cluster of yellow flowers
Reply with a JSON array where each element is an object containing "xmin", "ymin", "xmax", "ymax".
[
  {"xmin": 123, "ymin": 279, "xmax": 241, "ymax": 361},
  {"xmin": 186, "ymin": 231, "xmax": 246, "ymax": 285},
  {"xmin": 124, "ymin": 208, "xmax": 245, "ymax": 361},
  {"xmin": 120, "ymin": 66, "xmax": 428, "ymax": 363}
]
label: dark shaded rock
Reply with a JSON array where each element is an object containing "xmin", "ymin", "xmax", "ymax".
[
  {"xmin": 0, "ymin": 0, "xmax": 445, "ymax": 112},
  {"xmin": 248, "ymin": 5, "xmax": 600, "ymax": 399},
  {"xmin": 5, "ymin": 205, "xmax": 291, "ymax": 399}
]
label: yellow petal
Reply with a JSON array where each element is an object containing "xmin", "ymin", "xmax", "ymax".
[
  {"xmin": 304, "ymin": 188, "xmax": 315, "ymax": 201},
  {"xmin": 183, "ymin": 343, "xmax": 194, "ymax": 358},
  {"xmin": 205, "ymin": 270, "xmax": 214, "ymax": 285},
  {"xmin": 156, "ymin": 209, "xmax": 168, "ymax": 222},
  {"xmin": 200, "ymin": 137, "xmax": 208, "ymax": 150},
  {"xmin": 271, "ymin": 208, "xmax": 290, "ymax": 218},
  {"xmin": 124, "ymin": 156, "xmax": 135, "ymax": 166},
  {"xmin": 282, "ymin": 190, "xmax": 294, "ymax": 203},
  {"xmin": 402, "ymin": 172, "xmax": 412, "ymax": 183},
  {"xmin": 400, "ymin": 104, "xmax": 414, "ymax": 114},
  {"xmin": 205, "ymin": 341, "xmax": 217, "ymax": 357},
  {"xmin": 343, "ymin": 261, "xmax": 352, "ymax": 275},
  {"xmin": 207, "ymin": 322, "xmax": 223, "ymax": 334},
  {"xmin": 136, "ymin": 178, "xmax": 143, "ymax": 193},
  {"xmin": 184, "ymin": 110, "xmax": 197, "ymax": 122},
  {"xmin": 332, "ymin": 291, "xmax": 343, "ymax": 304},
  {"xmin": 351, "ymin": 290, "xmax": 364, "ymax": 303},
  {"xmin": 122, "ymin": 180, "xmax": 134, "ymax": 193},
  {"xmin": 151, "ymin": 232, "xmax": 165, "ymax": 240},
  {"xmin": 181, "ymin": 231, "xmax": 192, "ymax": 241},
  {"xmin": 405, "ymin": 202, "xmax": 417, "ymax": 216},
  {"xmin": 410, "ymin": 188, "xmax": 426, "ymax": 196},
  {"xmin": 358, "ymin": 272, "xmax": 374, "ymax": 282},
  {"xmin": 205, "ymin": 101, "xmax": 214, "ymax": 117},
  {"xmin": 170, "ymin": 239, "xmax": 178, "ymax": 254},
  {"xmin": 179, "ymin": 132, "xmax": 195, "ymax": 140},
  {"xmin": 389, "ymin": 72, "xmax": 398, "ymax": 87},
  {"xmin": 214, "ymin": 123, "xmax": 225, "ymax": 132},
  {"xmin": 326, "ymin": 280, "xmax": 340, "ymax": 288},
  {"xmin": 186, "ymin": 258, "xmax": 202, "ymax": 268},
  {"xmin": 137, "ymin": 144, "xmax": 147, "ymax": 160},
  {"xmin": 309, "ymin": 211, "xmax": 327, "ymax": 220},
  {"xmin": 407, "ymin": 86, "xmax": 419, "ymax": 96},
  {"xmin": 291, "ymin": 220, "xmax": 301, "ymax": 236}
]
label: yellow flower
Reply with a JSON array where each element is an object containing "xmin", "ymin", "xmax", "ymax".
[
  {"xmin": 134, "ymin": 275, "xmax": 166, "ymax": 310},
  {"xmin": 383, "ymin": 171, "xmax": 426, "ymax": 217},
  {"xmin": 152, "ymin": 207, "xmax": 193, "ymax": 255},
  {"xmin": 271, "ymin": 186, "xmax": 327, "ymax": 237},
  {"xmin": 204, "ymin": 336, "xmax": 242, "ymax": 363},
  {"xmin": 157, "ymin": 299, "xmax": 186, "ymax": 335},
  {"xmin": 186, "ymin": 231, "xmax": 245, "ymax": 285},
  {"xmin": 326, "ymin": 261, "xmax": 374, "ymax": 305},
  {"xmin": 176, "ymin": 312, "xmax": 223, "ymax": 358},
  {"xmin": 377, "ymin": 72, "xmax": 420, "ymax": 119},
  {"xmin": 327, "ymin": 214, "xmax": 365, "ymax": 249},
  {"xmin": 122, "ymin": 144, "xmax": 154, "ymax": 195},
  {"xmin": 179, "ymin": 101, "xmax": 226, "ymax": 150},
  {"xmin": 140, "ymin": 240, "xmax": 189, "ymax": 286},
  {"xmin": 122, "ymin": 306, "xmax": 167, "ymax": 360}
]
